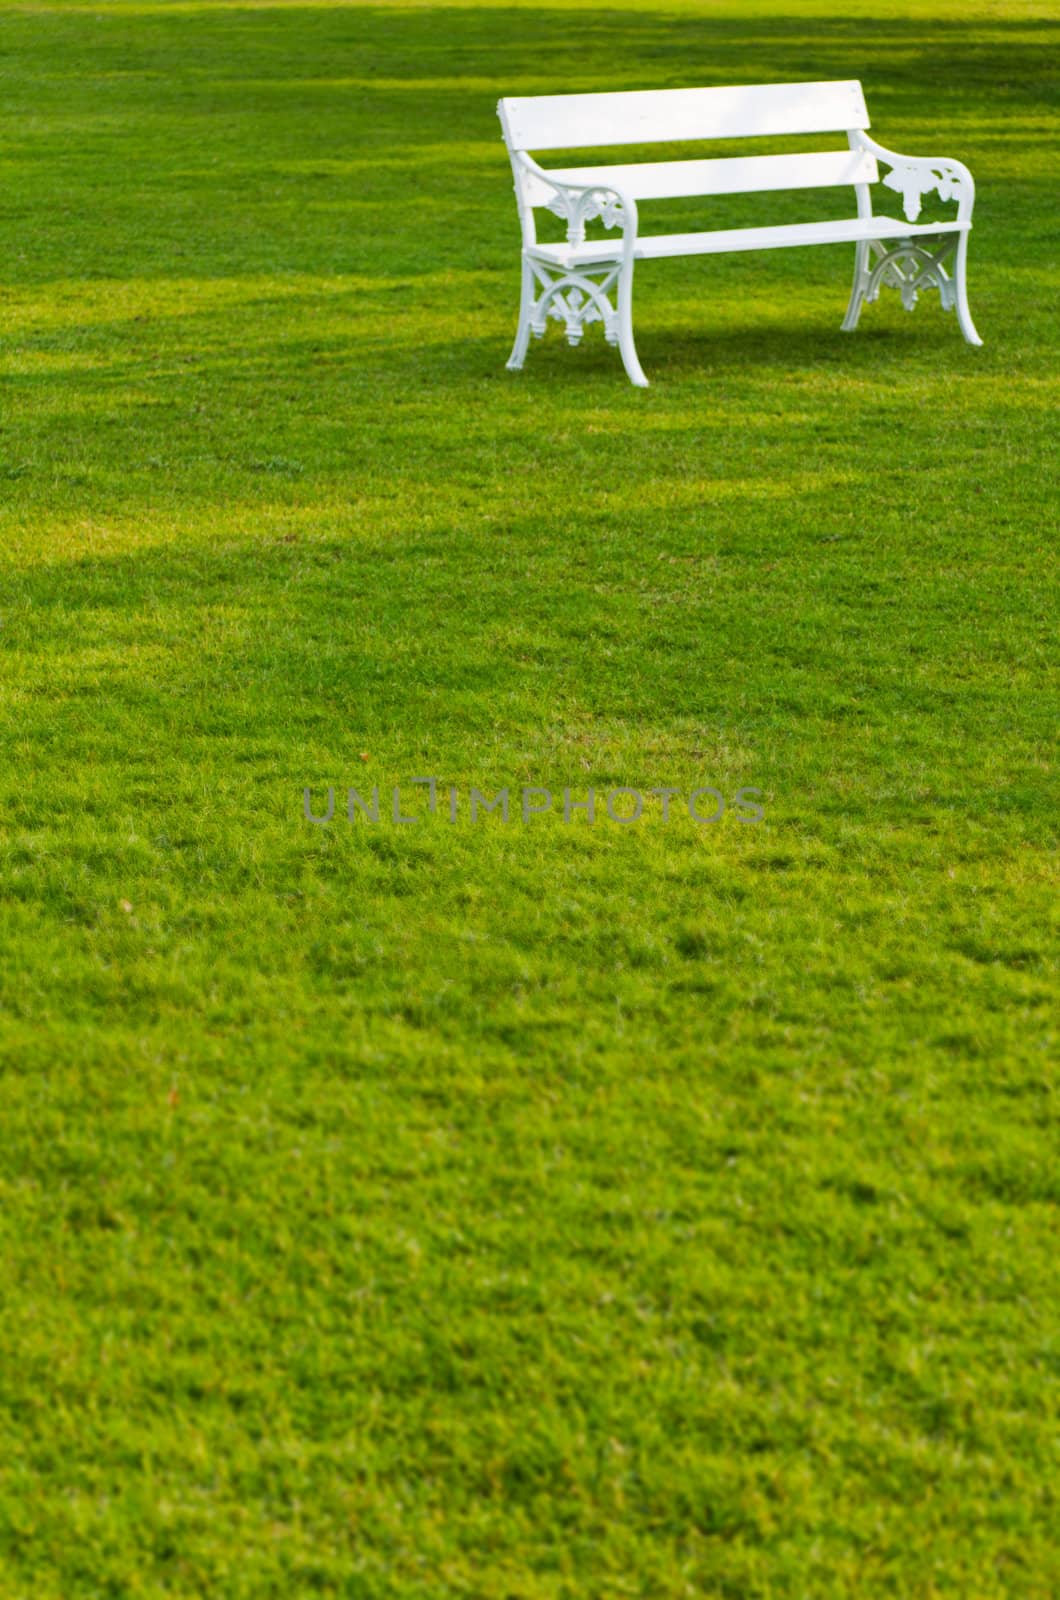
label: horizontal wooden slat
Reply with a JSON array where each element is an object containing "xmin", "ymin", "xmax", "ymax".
[
  {"xmin": 499, "ymin": 81, "xmax": 869, "ymax": 152},
  {"xmin": 522, "ymin": 149, "xmax": 879, "ymax": 206},
  {"xmin": 527, "ymin": 214, "xmax": 969, "ymax": 267}
]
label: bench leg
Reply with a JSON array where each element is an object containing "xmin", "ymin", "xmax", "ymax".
[
  {"xmin": 506, "ymin": 259, "xmax": 534, "ymax": 371},
  {"xmin": 855, "ymin": 237, "xmax": 982, "ymax": 347},
  {"xmin": 841, "ymin": 240, "xmax": 870, "ymax": 331},
  {"xmin": 954, "ymin": 232, "xmax": 983, "ymax": 347},
  {"xmin": 617, "ymin": 260, "xmax": 648, "ymax": 388},
  {"xmin": 507, "ymin": 259, "xmax": 644, "ymax": 384}
]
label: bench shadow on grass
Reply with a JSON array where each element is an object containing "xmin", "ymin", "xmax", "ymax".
[{"xmin": 486, "ymin": 310, "xmax": 970, "ymax": 389}]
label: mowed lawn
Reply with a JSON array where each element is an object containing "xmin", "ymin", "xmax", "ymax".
[{"xmin": 0, "ymin": 0, "xmax": 1057, "ymax": 1594}]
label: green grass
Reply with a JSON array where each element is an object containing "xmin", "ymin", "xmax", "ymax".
[{"xmin": 1, "ymin": 1, "xmax": 1057, "ymax": 1594}]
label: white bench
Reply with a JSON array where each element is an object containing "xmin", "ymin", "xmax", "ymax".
[{"xmin": 497, "ymin": 81, "xmax": 981, "ymax": 386}]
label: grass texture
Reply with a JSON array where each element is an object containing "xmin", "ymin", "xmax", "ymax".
[{"xmin": 0, "ymin": 0, "xmax": 1057, "ymax": 1594}]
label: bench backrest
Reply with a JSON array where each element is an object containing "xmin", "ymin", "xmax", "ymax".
[
  {"xmin": 498, "ymin": 82, "xmax": 878, "ymax": 230},
  {"xmin": 499, "ymin": 81, "xmax": 870, "ymax": 153}
]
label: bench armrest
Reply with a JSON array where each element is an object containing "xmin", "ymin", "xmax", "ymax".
[
  {"xmin": 852, "ymin": 131, "xmax": 975, "ymax": 224},
  {"xmin": 514, "ymin": 153, "xmax": 639, "ymax": 251}
]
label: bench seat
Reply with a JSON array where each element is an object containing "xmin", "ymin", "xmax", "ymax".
[
  {"xmin": 498, "ymin": 81, "xmax": 982, "ymax": 385},
  {"xmin": 529, "ymin": 214, "xmax": 970, "ymax": 270}
]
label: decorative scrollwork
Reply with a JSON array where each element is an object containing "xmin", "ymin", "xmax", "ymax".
[
  {"xmin": 882, "ymin": 159, "xmax": 965, "ymax": 222},
  {"xmin": 545, "ymin": 186, "xmax": 626, "ymax": 246},
  {"xmin": 528, "ymin": 260, "xmax": 620, "ymax": 346},
  {"xmin": 865, "ymin": 241, "xmax": 957, "ymax": 313}
]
